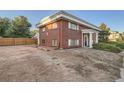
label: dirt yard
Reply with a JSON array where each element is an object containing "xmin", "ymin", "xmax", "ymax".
[{"xmin": 0, "ymin": 45, "xmax": 123, "ymax": 82}]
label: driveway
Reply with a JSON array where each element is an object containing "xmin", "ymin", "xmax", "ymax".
[{"xmin": 0, "ymin": 45, "xmax": 123, "ymax": 81}]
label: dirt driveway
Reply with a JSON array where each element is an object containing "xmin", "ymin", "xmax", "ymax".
[{"xmin": 0, "ymin": 45, "xmax": 123, "ymax": 82}]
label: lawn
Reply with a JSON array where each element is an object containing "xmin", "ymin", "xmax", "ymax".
[{"xmin": 93, "ymin": 41, "xmax": 124, "ymax": 53}]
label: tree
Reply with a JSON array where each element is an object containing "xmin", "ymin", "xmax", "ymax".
[
  {"xmin": 99, "ymin": 23, "xmax": 107, "ymax": 31},
  {"xmin": 11, "ymin": 16, "xmax": 32, "ymax": 37},
  {"xmin": 0, "ymin": 17, "xmax": 11, "ymax": 37},
  {"xmin": 30, "ymin": 29, "xmax": 38, "ymax": 37},
  {"xmin": 99, "ymin": 23, "xmax": 110, "ymax": 42}
]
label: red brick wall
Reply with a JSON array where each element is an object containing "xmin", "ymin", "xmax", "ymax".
[
  {"xmin": 39, "ymin": 22, "xmax": 59, "ymax": 47},
  {"xmin": 60, "ymin": 20, "xmax": 91, "ymax": 48},
  {"xmin": 39, "ymin": 19, "xmax": 92, "ymax": 48},
  {"xmin": 60, "ymin": 20, "xmax": 81, "ymax": 48}
]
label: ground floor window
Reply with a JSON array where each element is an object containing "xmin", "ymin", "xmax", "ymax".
[
  {"xmin": 42, "ymin": 39, "xmax": 45, "ymax": 44},
  {"xmin": 52, "ymin": 39, "xmax": 57, "ymax": 47},
  {"xmin": 68, "ymin": 39, "xmax": 79, "ymax": 46}
]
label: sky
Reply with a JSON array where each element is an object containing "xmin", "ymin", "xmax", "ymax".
[{"xmin": 0, "ymin": 10, "xmax": 124, "ymax": 32}]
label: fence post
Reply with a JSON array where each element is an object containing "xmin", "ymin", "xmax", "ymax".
[
  {"xmin": 25, "ymin": 38, "xmax": 27, "ymax": 45},
  {"xmin": 14, "ymin": 38, "xmax": 16, "ymax": 46}
]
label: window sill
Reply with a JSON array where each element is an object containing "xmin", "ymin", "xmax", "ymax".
[
  {"xmin": 48, "ymin": 28, "xmax": 58, "ymax": 30},
  {"xmin": 68, "ymin": 28, "xmax": 80, "ymax": 31}
]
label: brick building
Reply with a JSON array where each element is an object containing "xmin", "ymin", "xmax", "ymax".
[{"xmin": 37, "ymin": 11, "xmax": 101, "ymax": 49}]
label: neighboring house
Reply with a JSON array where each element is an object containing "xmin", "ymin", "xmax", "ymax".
[
  {"xmin": 37, "ymin": 11, "xmax": 101, "ymax": 49},
  {"xmin": 108, "ymin": 31, "xmax": 121, "ymax": 41}
]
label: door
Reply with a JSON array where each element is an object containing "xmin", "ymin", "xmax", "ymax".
[{"xmin": 83, "ymin": 34, "xmax": 89, "ymax": 47}]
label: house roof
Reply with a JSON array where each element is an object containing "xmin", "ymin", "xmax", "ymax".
[{"xmin": 37, "ymin": 11, "xmax": 101, "ymax": 31}]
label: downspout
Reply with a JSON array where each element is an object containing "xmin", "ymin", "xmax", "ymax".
[
  {"xmin": 58, "ymin": 22, "xmax": 60, "ymax": 49},
  {"xmin": 46, "ymin": 26, "xmax": 48, "ymax": 47},
  {"xmin": 60, "ymin": 20, "xmax": 63, "ymax": 49},
  {"xmin": 38, "ymin": 28, "xmax": 41, "ymax": 46}
]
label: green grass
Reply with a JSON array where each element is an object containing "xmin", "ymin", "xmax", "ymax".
[
  {"xmin": 93, "ymin": 42, "xmax": 122, "ymax": 53},
  {"xmin": 106, "ymin": 41, "xmax": 124, "ymax": 49}
]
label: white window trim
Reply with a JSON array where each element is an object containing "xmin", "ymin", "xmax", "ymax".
[
  {"xmin": 68, "ymin": 39, "xmax": 71, "ymax": 46},
  {"xmin": 68, "ymin": 22, "xmax": 71, "ymax": 29},
  {"xmin": 68, "ymin": 39, "xmax": 79, "ymax": 47},
  {"xmin": 77, "ymin": 40, "xmax": 79, "ymax": 45},
  {"xmin": 52, "ymin": 23, "xmax": 57, "ymax": 29},
  {"xmin": 52, "ymin": 39, "xmax": 57, "ymax": 47},
  {"xmin": 68, "ymin": 22, "xmax": 79, "ymax": 31},
  {"xmin": 42, "ymin": 27, "xmax": 45, "ymax": 32},
  {"xmin": 77, "ymin": 25, "xmax": 79, "ymax": 30}
]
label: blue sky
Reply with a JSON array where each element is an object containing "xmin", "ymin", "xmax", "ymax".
[{"xmin": 0, "ymin": 10, "xmax": 124, "ymax": 32}]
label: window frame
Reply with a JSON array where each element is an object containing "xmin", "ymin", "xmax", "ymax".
[
  {"xmin": 42, "ymin": 39, "xmax": 45, "ymax": 44},
  {"xmin": 52, "ymin": 23, "xmax": 57, "ymax": 29},
  {"xmin": 68, "ymin": 22, "xmax": 79, "ymax": 31},
  {"xmin": 68, "ymin": 39, "xmax": 79, "ymax": 47},
  {"xmin": 42, "ymin": 27, "xmax": 46, "ymax": 32},
  {"xmin": 52, "ymin": 39, "xmax": 57, "ymax": 47}
]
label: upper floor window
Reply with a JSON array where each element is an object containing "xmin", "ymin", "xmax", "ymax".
[
  {"xmin": 42, "ymin": 27, "xmax": 45, "ymax": 32},
  {"xmin": 52, "ymin": 23, "xmax": 57, "ymax": 29},
  {"xmin": 47, "ymin": 23, "xmax": 57, "ymax": 30},
  {"xmin": 68, "ymin": 22, "xmax": 79, "ymax": 30}
]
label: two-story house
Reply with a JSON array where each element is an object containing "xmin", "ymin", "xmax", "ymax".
[{"xmin": 37, "ymin": 11, "xmax": 101, "ymax": 49}]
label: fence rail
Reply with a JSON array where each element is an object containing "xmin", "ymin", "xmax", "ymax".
[{"xmin": 0, "ymin": 38, "xmax": 37, "ymax": 46}]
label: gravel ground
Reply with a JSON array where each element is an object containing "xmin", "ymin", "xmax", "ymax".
[{"xmin": 0, "ymin": 45, "xmax": 123, "ymax": 82}]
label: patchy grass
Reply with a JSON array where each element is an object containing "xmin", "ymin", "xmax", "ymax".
[
  {"xmin": 106, "ymin": 41, "xmax": 124, "ymax": 49},
  {"xmin": 93, "ymin": 43, "xmax": 122, "ymax": 53}
]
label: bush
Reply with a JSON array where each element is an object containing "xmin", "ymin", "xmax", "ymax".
[
  {"xmin": 116, "ymin": 43, "xmax": 124, "ymax": 49},
  {"xmin": 105, "ymin": 41, "xmax": 124, "ymax": 49},
  {"xmin": 106, "ymin": 41, "xmax": 119, "ymax": 45},
  {"xmin": 93, "ymin": 43, "xmax": 122, "ymax": 53}
]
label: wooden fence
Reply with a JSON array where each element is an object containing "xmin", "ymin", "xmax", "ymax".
[{"xmin": 0, "ymin": 38, "xmax": 37, "ymax": 46}]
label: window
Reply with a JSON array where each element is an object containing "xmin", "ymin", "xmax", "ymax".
[
  {"xmin": 42, "ymin": 27, "xmax": 45, "ymax": 32},
  {"xmin": 52, "ymin": 39, "xmax": 57, "ymax": 46},
  {"xmin": 68, "ymin": 39, "xmax": 79, "ymax": 46},
  {"xmin": 47, "ymin": 23, "xmax": 57, "ymax": 30},
  {"xmin": 42, "ymin": 39, "xmax": 45, "ymax": 44},
  {"xmin": 68, "ymin": 22, "xmax": 79, "ymax": 30},
  {"xmin": 52, "ymin": 23, "xmax": 57, "ymax": 29},
  {"xmin": 77, "ymin": 25, "xmax": 79, "ymax": 30}
]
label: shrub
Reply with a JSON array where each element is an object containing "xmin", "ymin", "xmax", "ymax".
[
  {"xmin": 116, "ymin": 43, "xmax": 124, "ymax": 49},
  {"xmin": 93, "ymin": 43, "xmax": 122, "ymax": 53},
  {"xmin": 106, "ymin": 41, "xmax": 124, "ymax": 49},
  {"xmin": 106, "ymin": 41, "xmax": 119, "ymax": 45}
]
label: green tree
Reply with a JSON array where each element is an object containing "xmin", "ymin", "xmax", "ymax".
[
  {"xmin": 0, "ymin": 17, "xmax": 11, "ymax": 37},
  {"xmin": 11, "ymin": 16, "xmax": 32, "ymax": 37},
  {"xmin": 99, "ymin": 23, "xmax": 110, "ymax": 42},
  {"xmin": 30, "ymin": 29, "xmax": 38, "ymax": 37}
]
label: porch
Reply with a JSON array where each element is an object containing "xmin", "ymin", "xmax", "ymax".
[{"xmin": 82, "ymin": 29, "xmax": 99, "ymax": 48}]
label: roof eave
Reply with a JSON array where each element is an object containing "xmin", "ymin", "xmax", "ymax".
[{"xmin": 38, "ymin": 11, "xmax": 102, "ymax": 31}]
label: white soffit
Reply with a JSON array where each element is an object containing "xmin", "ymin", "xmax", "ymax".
[{"xmin": 82, "ymin": 29, "xmax": 99, "ymax": 33}]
